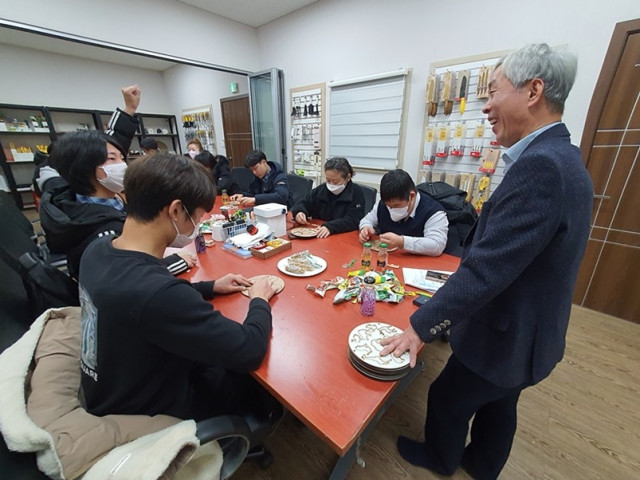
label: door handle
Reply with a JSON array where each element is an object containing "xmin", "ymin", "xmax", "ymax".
[{"xmin": 593, "ymin": 194, "xmax": 611, "ymax": 200}]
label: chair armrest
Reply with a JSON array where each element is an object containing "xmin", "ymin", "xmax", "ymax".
[{"xmin": 195, "ymin": 415, "xmax": 252, "ymax": 443}]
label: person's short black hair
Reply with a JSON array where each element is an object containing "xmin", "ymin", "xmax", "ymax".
[
  {"xmin": 124, "ymin": 154, "xmax": 216, "ymax": 222},
  {"xmin": 324, "ymin": 157, "xmax": 354, "ymax": 180},
  {"xmin": 140, "ymin": 137, "xmax": 158, "ymax": 150},
  {"xmin": 194, "ymin": 150, "xmax": 216, "ymax": 169},
  {"xmin": 50, "ymin": 130, "xmax": 124, "ymax": 196},
  {"xmin": 244, "ymin": 149, "xmax": 267, "ymax": 168},
  {"xmin": 380, "ymin": 169, "xmax": 416, "ymax": 202}
]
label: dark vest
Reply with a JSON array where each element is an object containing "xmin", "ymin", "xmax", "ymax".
[{"xmin": 377, "ymin": 193, "xmax": 443, "ymax": 236}]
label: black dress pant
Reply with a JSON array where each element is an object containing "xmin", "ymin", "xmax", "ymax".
[{"xmin": 424, "ymin": 354, "xmax": 530, "ymax": 479}]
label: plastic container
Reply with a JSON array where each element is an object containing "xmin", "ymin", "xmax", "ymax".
[
  {"xmin": 253, "ymin": 203, "xmax": 287, "ymax": 237},
  {"xmin": 376, "ymin": 243, "xmax": 388, "ymax": 271},
  {"xmin": 221, "ymin": 189, "xmax": 229, "ymax": 205},
  {"xmin": 361, "ymin": 242, "xmax": 372, "ymax": 271},
  {"xmin": 360, "ymin": 276, "xmax": 376, "ymax": 316}
]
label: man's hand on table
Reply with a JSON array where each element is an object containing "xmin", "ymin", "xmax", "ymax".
[
  {"xmin": 213, "ymin": 273, "xmax": 252, "ymax": 294},
  {"xmin": 238, "ymin": 196, "xmax": 256, "ymax": 207},
  {"xmin": 359, "ymin": 226, "xmax": 375, "ymax": 243},
  {"xmin": 249, "ymin": 276, "xmax": 277, "ymax": 302},
  {"xmin": 379, "ymin": 325, "xmax": 423, "ymax": 368},
  {"xmin": 379, "ymin": 232, "xmax": 404, "ymax": 250}
]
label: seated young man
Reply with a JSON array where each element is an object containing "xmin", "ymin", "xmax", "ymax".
[
  {"xmin": 359, "ymin": 169, "xmax": 448, "ymax": 256},
  {"xmin": 37, "ymin": 85, "xmax": 193, "ymax": 279},
  {"xmin": 230, "ymin": 149, "xmax": 293, "ymax": 208},
  {"xmin": 79, "ymin": 153, "xmax": 281, "ymax": 422}
]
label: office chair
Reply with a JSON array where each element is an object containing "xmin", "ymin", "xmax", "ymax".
[
  {"xmin": 355, "ymin": 183, "xmax": 378, "ymax": 214},
  {"xmin": 286, "ymin": 173, "xmax": 313, "ymax": 207},
  {"xmin": 0, "ymin": 192, "xmax": 77, "ymax": 318},
  {"xmin": 0, "ymin": 307, "xmax": 277, "ymax": 480},
  {"xmin": 230, "ymin": 167, "xmax": 255, "ymax": 193}
]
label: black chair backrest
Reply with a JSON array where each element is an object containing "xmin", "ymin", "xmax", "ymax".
[
  {"xmin": 356, "ymin": 183, "xmax": 378, "ymax": 214},
  {"xmin": 287, "ymin": 174, "xmax": 313, "ymax": 207},
  {"xmin": 0, "ymin": 191, "xmax": 78, "ymax": 317},
  {"xmin": 230, "ymin": 167, "xmax": 255, "ymax": 194},
  {"xmin": 0, "ymin": 192, "xmax": 38, "ymax": 272}
]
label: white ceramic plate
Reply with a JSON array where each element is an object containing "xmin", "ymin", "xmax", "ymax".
[
  {"xmin": 348, "ymin": 322, "xmax": 410, "ymax": 370},
  {"xmin": 277, "ymin": 254, "xmax": 327, "ymax": 277}
]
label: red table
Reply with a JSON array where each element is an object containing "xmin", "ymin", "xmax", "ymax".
[{"xmin": 184, "ymin": 228, "xmax": 459, "ymax": 477}]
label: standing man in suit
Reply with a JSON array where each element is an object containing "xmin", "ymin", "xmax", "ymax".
[{"xmin": 380, "ymin": 43, "xmax": 593, "ymax": 479}]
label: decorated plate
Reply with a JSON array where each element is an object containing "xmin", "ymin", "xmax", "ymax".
[
  {"xmin": 277, "ymin": 253, "xmax": 327, "ymax": 277},
  {"xmin": 241, "ymin": 275, "xmax": 285, "ymax": 297},
  {"xmin": 290, "ymin": 226, "xmax": 320, "ymax": 238},
  {"xmin": 348, "ymin": 322, "xmax": 409, "ymax": 370},
  {"xmin": 370, "ymin": 239, "xmax": 398, "ymax": 253},
  {"xmin": 348, "ymin": 353, "xmax": 410, "ymax": 381}
]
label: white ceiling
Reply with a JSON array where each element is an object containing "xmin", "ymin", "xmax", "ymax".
[{"xmin": 176, "ymin": 0, "xmax": 318, "ymax": 27}]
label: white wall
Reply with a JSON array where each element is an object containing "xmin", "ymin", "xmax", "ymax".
[
  {"xmin": 257, "ymin": 0, "xmax": 640, "ymax": 181},
  {"xmin": 163, "ymin": 65, "xmax": 248, "ymax": 155},
  {"xmin": 1, "ymin": 0, "xmax": 260, "ymax": 73},
  {"xmin": 0, "ymin": 44, "xmax": 171, "ymax": 112}
]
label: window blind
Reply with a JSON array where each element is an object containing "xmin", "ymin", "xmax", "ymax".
[{"xmin": 329, "ymin": 70, "xmax": 408, "ymax": 171}]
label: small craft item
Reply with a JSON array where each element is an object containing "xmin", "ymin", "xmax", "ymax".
[
  {"xmin": 370, "ymin": 239, "xmax": 398, "ymax": 253},
  {"xmin": 241, "ymin": 275, "xmax": 285, "ymax": 297},
  {"xmin": 347, "ymin": 322, "xmax": 411, "ymax": 381},
  {"xmin": 456, "ymin": 70, "xmax": 470, "ymax": 115},
  {"xmin": 290, "ymin": 225, "xmax": 320, "ymax": 238},
  {"xmin": 442, "ymin": 71, "xmax": 454, "ymax": 116},
  {"xmin": 277, "ymin": 250, "xmax": 327, "ymax": 277},
  {"xmin": 425, "ymin": 73, "xmax": 439, "ymax": 117}
]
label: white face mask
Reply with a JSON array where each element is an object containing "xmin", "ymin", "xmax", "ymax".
[
  {"xmin": 98, "ymin": 162, "xmax": 127, "ymax": 193},
  {"xmin": 388, "ymin": 205, "xmax": 410, "ymax": 222},
  {"xmin": 188, "ymin": 149, "xmax": 199, "ymax": 159},
  {"xmin": 326, "ymin": 182, "xmax": 346, "ymax": 195},
  {"xmin": 169, "ymin": 206, "xmax": 199, "ymax": 248}
]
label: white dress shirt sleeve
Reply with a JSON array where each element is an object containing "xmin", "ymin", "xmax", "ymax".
[{"xmin": 402, "ymin": 210, "xmax": 449, "ymax": 256}]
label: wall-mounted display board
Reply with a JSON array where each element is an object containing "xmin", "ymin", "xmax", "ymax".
[
  {"xmin": 289, "ymin": 82, "xmax": 325, "ymax": 186},
  {"xmin": 418, "ymin": 53, "xmax": 506, "ymax": 211},
  {"xmin": 182, "ymin": 105, "xmax": 217, "ymax": 154}
]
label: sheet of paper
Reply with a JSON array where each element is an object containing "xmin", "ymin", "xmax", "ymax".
[{"xmin": 402, "ymin": 267, "xmax": 453, "ymax": 292}]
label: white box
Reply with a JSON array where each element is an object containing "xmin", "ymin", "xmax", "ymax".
[{"xmin": 254, "ymin": 203, "xmax": 287, "ymax": 237}]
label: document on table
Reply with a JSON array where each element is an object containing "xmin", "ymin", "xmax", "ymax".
[{"xmin": 402, "ymin": 267, "xmax": 454, "ymax": 293}]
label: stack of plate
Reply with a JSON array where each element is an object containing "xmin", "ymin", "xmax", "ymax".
[{"xmin": 347, "ymin": 322, "xmax": 411, "ymax": 381}]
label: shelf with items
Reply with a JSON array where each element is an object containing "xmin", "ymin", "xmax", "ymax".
[
  {"xmin": 136, "ymin": 114, "xmax": 182, "ymax": 155},
  {"xmin": 0, "ymin": 104, "xmax": 53, "ymax": 209},
  {"xmin": 46, "ymin": 107, "xmax": 100, "ymax": 135},
  {"xmin": 289, "ymin": 83, "xmax": 325, "ymax": 186},
  {"xmin": 181, "ymin": 105, "xmax": 216, "ymax": 154}
]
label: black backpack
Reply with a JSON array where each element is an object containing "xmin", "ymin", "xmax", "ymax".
[{"xmin": 417, "ymin": 181, "xmax": 478, "ymax": 257}]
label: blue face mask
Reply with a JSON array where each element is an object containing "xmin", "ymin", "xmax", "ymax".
[{"xmin": 169, "ymin": 206, "xmax": 198, "ymax": 248}]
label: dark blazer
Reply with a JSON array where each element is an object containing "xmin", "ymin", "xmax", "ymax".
[
  {"xmin": 291, "ymin": 180, "xmax": 365, "ymax": 234},
  {"xmin": 410, "ymin": 124, "xmax": 593, "ymax": 388}
]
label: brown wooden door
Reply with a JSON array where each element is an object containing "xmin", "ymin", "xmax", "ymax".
[
  {"xmin": 220, "ymin": 95, "xmax": 253, "ymax": 168},
  {"xmin": 573, "ymin": 19, "xmax": 640, "ymax": 324}
]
